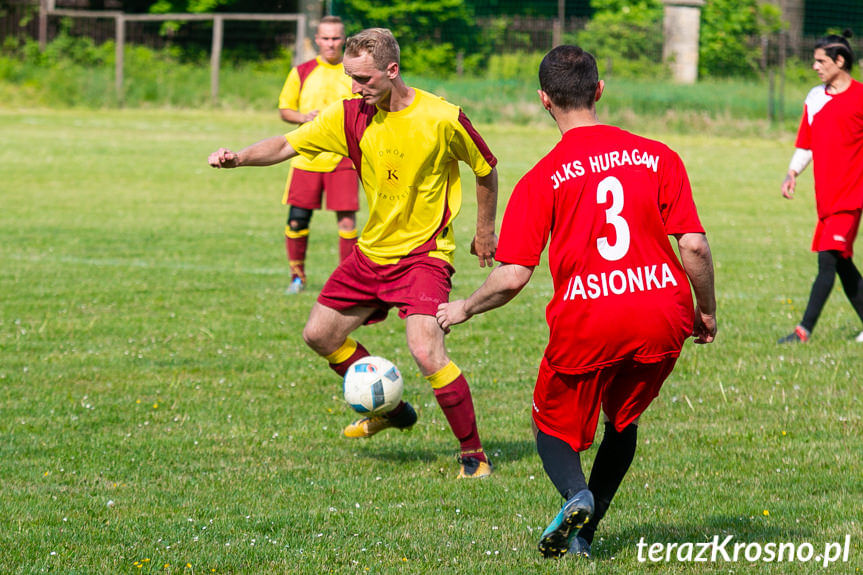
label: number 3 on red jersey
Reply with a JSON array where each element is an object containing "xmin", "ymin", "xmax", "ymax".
[{"xmin": 596, "ymin": 176, "xmax": 630, "ymax": 262}]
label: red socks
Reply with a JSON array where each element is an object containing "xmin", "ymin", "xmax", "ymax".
[
  {"xmin": 428, "ymin": 363, "xmax": 486, "ymax": 462},
  {"xmin": 324, "ymin": 338, "xmax": 370, "ymax": 377},
  {"xmin": 285, "ymin": 228, "xmax": 309, "ymax": 282}
]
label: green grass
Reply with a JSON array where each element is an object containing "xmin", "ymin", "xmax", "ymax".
[{"xmin": 1, "ymin": 108, "xmax": 861, "ymax": 574}]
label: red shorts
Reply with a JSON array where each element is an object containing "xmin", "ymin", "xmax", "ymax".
[
  {"xmin": 532, "ymin": 355, "xmax": 678, "ymax": 452},
  {"xmin": 318, "ymin": 248, "xmax": 454, "ymax": 324},
  {"xmin": 287, "ymin": 157, "xmax": 359, "ymax": 211},
  {"xmin": 812, "ymin": 210, "xmax": 861, "ymax": 258}
]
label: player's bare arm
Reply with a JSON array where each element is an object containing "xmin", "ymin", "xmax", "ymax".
[
  {"xmin": 280, "ymin": 108, "xmax": 319, "ymax": 124},
  {"xmin": 436, "ymin": 263, "xmax": 533, "ymax": 332},
  {"xmin": 208, "ymin": 136, "xmax": 297, "ymax": 169},
  {"xmin": 676, "ymin": 232, "xmax": 717, "ymax": 344},
  {"xmin": 471, "ymin": 167, "xmax": 499, "ymax": 267}
]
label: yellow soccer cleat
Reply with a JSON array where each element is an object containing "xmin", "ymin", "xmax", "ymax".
[
  {"xmin": 343, "ymin": 415, "xmax": 394, "ymax": 438},
  {"xmin": 343, "ymin": 402, "xmax": 417, "ymax": 438},
  {"xmin": 457, "ymin": 455, "xmax": 493, "ymax": 479}
]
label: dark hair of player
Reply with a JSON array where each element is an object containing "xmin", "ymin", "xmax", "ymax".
[
  {"xmin": 345, "ymin": 28, "xmax": 400, "ymax": 70},
  {"xmin": 815, "ymin": 29, "xmax": 855, "ymax": 72},
  {"xmin": 539, "ymin": 45, "xmax": 599, "ymax": 111}
]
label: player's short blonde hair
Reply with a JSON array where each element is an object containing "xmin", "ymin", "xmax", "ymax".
[
  {"xmin": 319, "ymin": 15, "xmax": 343, "ymax": 26},
  {"xmin": 345, "ymin": 28, "xmax": 400, "ymax": 70},
  {"xmin": 316, "ymin": 15, "xmax": 345, "ymax": 37}
]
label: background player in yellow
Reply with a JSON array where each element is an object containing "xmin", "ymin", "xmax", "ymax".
[
  {"xmin": 278, "ymin": 15, "xmax": 358, "ymax": 294},
  {"xmin": 209, "ymin": 28, "xmax": 499, "ymax": 478}
]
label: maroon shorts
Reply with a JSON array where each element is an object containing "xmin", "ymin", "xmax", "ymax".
[
  {"xmin": 318, "ymin": 248, "xmax": 455, "ymax": 324},
  {"xmin": 287, "ymin": 157, "xmax": 359, "ymax": 211},
  {"xmin": 812, "ymin": 210, "xmax": 861, "ymax": 258},
  {"xmin": 532, "ymin": 355, "xmax": 679, "ymax": 452}
]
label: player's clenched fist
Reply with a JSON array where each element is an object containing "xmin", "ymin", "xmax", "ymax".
[{"xmin": 208, "ymin": 148, "xmax": 240, "ymax": 169}]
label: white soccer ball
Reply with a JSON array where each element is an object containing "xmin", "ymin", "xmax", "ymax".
[{"xmin": 343, "ymin": 356, "xmax": 404, "ymax": 415}]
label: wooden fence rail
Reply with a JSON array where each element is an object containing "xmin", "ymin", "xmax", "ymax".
[{"xmin": 38, "ymin": 2, "xmax": 306, "ymax": 104}]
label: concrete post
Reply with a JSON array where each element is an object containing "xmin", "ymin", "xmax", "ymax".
[{"xmin": 662, "ymin": 0, "xmax": 705, "ymax": 84}]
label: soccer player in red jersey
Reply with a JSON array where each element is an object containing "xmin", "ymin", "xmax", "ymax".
[
  {"xmin": 278, "ymin": 16, "xmax": 358, "ymax": 295},
  {"xmin": 437, "ymin": 45, "xmax": 716, "ymax": 556},
  {"xmin": 209, "ymin": 28, "xmax": 499, "ymax": 479},
  {"xmin": 779, "ymin": 31, "xmax": 863, "ymax": 344}
]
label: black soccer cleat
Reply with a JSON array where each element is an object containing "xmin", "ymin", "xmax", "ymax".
[
  {"xmin": 778, "ymin": 325, "xmax": 809, "ymax": 344},
  {"xmin": 567, "ymin": 535, "xmax": 592, "ymax": 558}
]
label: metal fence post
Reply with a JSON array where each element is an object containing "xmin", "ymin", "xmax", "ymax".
[
  {"xmin": 553, "ymin": 0, "xmax": 564, "ymax": 47},
  {"xmin": 211, "ymin": 15, "xmax": 224, "ymax": 105},
  {"xmin": 115, "ymin": 13, "xmax": 125, "ymax": 105},
  {"xmin": 778, "ymin": 30, "xmax": 786, "ymax": 123},
  {"xmin": 39, "ymin": 0, "xmax": 48, "ymax": 50}
]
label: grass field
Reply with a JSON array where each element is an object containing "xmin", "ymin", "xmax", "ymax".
[{"xmin": 1, "ymin": 108, "xmax": 861, "ymax": 574}]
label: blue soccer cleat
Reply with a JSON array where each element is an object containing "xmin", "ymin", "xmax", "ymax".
[
  {"xmin": 285, "ymin": 277, "xmax": 306, "ymax": 295},
  {"xmin": 538, "ymin": 489, "xmax": 594, "ymax": 558}
]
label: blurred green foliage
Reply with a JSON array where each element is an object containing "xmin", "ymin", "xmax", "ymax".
[
  {"xmin": 334, "ymin": 0, "xmax": 477, "ymax": 77},
  {"xmin": 571, "ymin": 0, "xmax": 668, "ymax": 80},
  {"xmin": 0, "ymin": 29, "xmax": 818, "ymax": 136},
  {"xmin": 1, "ymin": 0, "xmax": 817, "ymax": 80}
]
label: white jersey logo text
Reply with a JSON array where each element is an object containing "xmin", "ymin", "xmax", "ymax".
[
  {"xmin": 550, "ymin": 149, "xmax": 660, "ymax": 190},
  {"xmin": 562, "ymin": 263, "xmax": 678, "ymax": 301}
]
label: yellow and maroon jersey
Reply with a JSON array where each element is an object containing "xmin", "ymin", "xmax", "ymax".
[
  {"xmin": 278, "ymin": 57, "xmax": 353, "ymax": 173},
  {"xmin": 286, "ymin": 89, "xmax": 497, "ymax": 265}
]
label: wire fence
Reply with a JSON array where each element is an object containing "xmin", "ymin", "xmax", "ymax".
[
  {"xmin": 1, "ymin": 1, "xmax": 304, "ymax": 58},
  {"xmin": 2, "ymin": 0, "xmax": 863, "ymax": 72}
]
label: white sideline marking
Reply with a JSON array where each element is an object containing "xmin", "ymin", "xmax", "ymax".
[{"xmin": 7, "ymin": 253, "xmax": 284, "ymax": 276}]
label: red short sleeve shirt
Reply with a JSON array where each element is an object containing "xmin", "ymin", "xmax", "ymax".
[
  {"xmin": 496, "ymin": 125, "xmax": 705, "ymax": 374},
  {"xmin": 795, "ymin": 80, "xmax": 863, "ymax": 218}
]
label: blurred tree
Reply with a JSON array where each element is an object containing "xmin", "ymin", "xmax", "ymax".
[
  {"xmin": 698, "ymin": 0, "xmax": 760, "ymax": 77},
  {"xmin": 333, "ymin": 0, "xmax": 477, "ymax": 76},
  {"xmin": 468, "ymin": 0, "xmax": 591, "ymax": 17},
  {"xmin": 115, "ymin": 0, "xmax": 297, "ymax": 13},
  {"xmin": 699, "ymin": 0, "xmax": 784, "ymax": 77},
  {"xmin": 574, "ymin": 0, "xmax": 666, "ymax": 79}
]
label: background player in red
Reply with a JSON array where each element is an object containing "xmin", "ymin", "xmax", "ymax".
[
  {"xmin": 278, "ymin": 15, "xmax": 358, "ymax": 294},
  {"xmin": 779, "ymin": 31, "xmax": 863, "ymax": 343},
  {"xmin": 437, "ymin": 45, "xmax": 716, "ymax": 556},
  {"xmin": 209, "ymin": 28, "xmax": 499, "ymax": 479}
]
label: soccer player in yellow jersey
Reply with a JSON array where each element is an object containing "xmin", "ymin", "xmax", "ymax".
[
  {"xmin": 209, "ymin": 28, "xmax": 499, "ymax": 479},
  {"xmin": 278, "ymin": 16, "xmax": 358, "ymax": 295}
]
